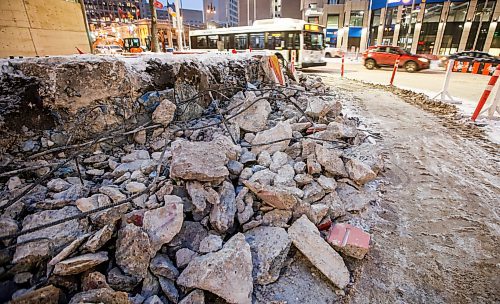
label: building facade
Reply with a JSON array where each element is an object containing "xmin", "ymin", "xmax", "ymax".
[
  {"xmin": 204, "ymin": 0, "xmax": 239, "ymax": 27},
  {"xmin": 1, "ymin": 0, "xmax": 91, "ymax": 57},
  {"xmin": 238, "ymin": 0, "xmax": 300, "ymax": 26},
  {"xmin": 300, "ymin": 0, "xmax": 500, "ymax": 55},
  {"xmin": 83, "ymin": 0, "xmax": 141, "ymax": 28}
]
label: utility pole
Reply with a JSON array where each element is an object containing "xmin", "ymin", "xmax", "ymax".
[{"xmin": 149, "ymin": 0, "xmax": 160, "ymax": 52}]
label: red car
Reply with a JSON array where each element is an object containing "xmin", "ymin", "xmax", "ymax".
[{"xmin": 362, "ymin": 46, "xmax": 430, "ymax": 73}]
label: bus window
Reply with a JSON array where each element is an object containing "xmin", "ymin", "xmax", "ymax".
[
  {"xmin": 208, "ymin": 35, "xmax": 218, "ymax": 48},
  {"xmin": 250, "ymin": 33, "xmax": 265, "ymax": 49},
  {"xmin": 235, "ymin": 34, "xmax": 248, "ymax": 49},
  {"xmin": 304, "ymin": 32, "xmax": 324, "ymax": 50},
  {"xmin": 221, "ymin": 35, "xmax": 232, "ymax": 50},
  {"xmin": 196, "ymin": 36, "xmax": 208, "ymax": 48},
  {"xmin": 285, "ymin": 32, "xmax": 300, "ymax": 49},
  {"xmin": 267, "ymin": 32, "xmax": 285, "ymax": 50}
]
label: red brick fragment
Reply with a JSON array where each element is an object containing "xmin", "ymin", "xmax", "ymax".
[{"xmin": 327, "ymin": 223, "xmax": 370, "ymax": 259}]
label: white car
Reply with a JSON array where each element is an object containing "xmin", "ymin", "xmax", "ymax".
[
  {"xmin": 324, "ymin": 47, "xmax": 343, "ymax": 58},
  {"xmin": 94, "ymin": 45, "xmax": 123, "ymax": 55}
]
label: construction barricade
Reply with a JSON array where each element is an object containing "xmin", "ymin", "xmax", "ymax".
[{"xmin": 451, "ymin": 60, "xmax": 498, "ymax": 76}]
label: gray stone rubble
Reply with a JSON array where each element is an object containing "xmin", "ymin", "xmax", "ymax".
[{"xmin": 0, "ymin": 54, "xmax": 382, "ymax": 303}]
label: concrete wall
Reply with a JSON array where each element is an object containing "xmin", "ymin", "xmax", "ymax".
[
  {"xmin": 281, "ymin": 0, "xmax": 302, "ymax": 19},
  {"xmin": 0, "ymin": 0, "xmax": 91, "ymax": 57}
]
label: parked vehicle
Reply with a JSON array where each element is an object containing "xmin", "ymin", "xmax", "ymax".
[
  {"xmin": 362, "ymin": 46, "xmax": 430, "ymax": 72},
  {"xmin": 324, "ymin": 46, "xmax": 343, "ymax": 58},
  {"xmin": 440, "ymin": 51, "xmax": 500, "ymax": 66},
  {"xmin": 93, "ymin": 44, "xmax": 123, "ymax": 55}
]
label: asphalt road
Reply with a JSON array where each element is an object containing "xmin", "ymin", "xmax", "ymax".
[{"xmin": 305, "ymin": 58, "xmax": 496, "ymax": 115}]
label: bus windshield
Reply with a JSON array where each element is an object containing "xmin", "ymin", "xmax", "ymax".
[{"xmin": 304, "ymin": 32, "xmax": 324, "ymax": 50}]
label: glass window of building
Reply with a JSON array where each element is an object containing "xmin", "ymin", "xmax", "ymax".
[
  {"xmin": 397, "ymin": 4, "xmax": 419, "ymax": 51},
  {"xmin": 440, "ymin": 1, "xmax": 469, "ymax": 55},
  {"xmin": 417, "ymin": 3, "xmax": 444, "ymax": 54},
  {"xmin": 490, "ymin": 23, "xmax": 500, "ymax": 56},
  {"xmin": 327, "ymin": 14, "xmax": 339, "ymax": 28},
  {"xmin": 369, "ymin": 9, "xmax": 381, "ymax": 46},
  {"xmin": 328, "ymin": 0, "xmax": 345, "ymax": 4},
  {"xmin": 350, "ymin": 11, "xmax": 364, "ymax": 27},
  {"xmin": 382, "ymin": 7, "xmax": 398, "ymax": 45},
  {"xmin": 308, "ymin": 16, "xmax": 320, "ymax": 24},
  {"xmin": 466, "ymin": 0, "xmax": 497, "ymax": 51}
]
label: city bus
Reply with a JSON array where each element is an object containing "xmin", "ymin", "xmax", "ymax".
[{"xmin": 189, "ymin": 18, "xmax": 326, "ymax": 69}]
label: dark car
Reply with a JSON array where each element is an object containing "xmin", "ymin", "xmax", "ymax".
[
  {"xmin": 362, "ymin": 45, "xmax": 430, "ymax": 72},
  {"xmin": 447, "ymin": 51, "xmax": 500, "ymax": 64}
]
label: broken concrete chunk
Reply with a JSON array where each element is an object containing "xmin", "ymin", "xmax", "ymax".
[
  {"xmin": 314, "ymin": 121, "xmax": 358, "ymax": 140},
  {"xmin": 53, "ymin": 252, "xmax": 108, "ymax": 276},
  {"xmin": 274, "ymin": 164, "xmax": 296, "ymax": 187},
  {"xmin": 244, "ymin": 180, "xmax": 297, "ymax": 210},
  {"xmin": 302, "ymin": 181, "xmax": 326, "ymax": 204},
  {"xmin": 345, "ymin": 158, "xmax": 377, "ymax": 185},
  {"xmin": 244, "ymin": 226, "xmax": 291, "ymax": 285},
  {"xmin": 287, "ymin": 215, "xmax": 350, "ymax": 289},
  {"xmin": 76, "ymin": 194, "xmax": 128, "ymax": 227},
  {"xmin": 315, "ymin": 144, "xmax": 347, "ymax": 177},
  {"xmin": 175, "ymin": 248, "xmax": 199, "ymax": 268},
  {"xmin": 143, "ymin": 195, "xmax": 184, "ymax": 253},
  {"xmin": 305, "ymin": 96, "xmax": 335, "ymax": 119},
  {"xmin": 231, "ymin": 92, "xmax": 271, "ymax": 132},
  {"xmin": 169, "ymin": 220, "xmax": 207, "ymax": 252},
  {"xmin": 10, "ymin": 285, "xmax": 62, "ymax": 304},
  {"xmin": 262, "ymin": 209, "xmax": 292, "ymax": 228},
  {"xmin": 186, "ymin": 181, "xmax": 219, "ymax": 212},
  {"xmin": 327, "ymin": 223, "xmax": 371, "ymax": 259},
  {"xmin": 68, "ymin": 288, "xmax": 130, "ymax": 304},
  {"xmin": 210, "ymin": 181, "xmax": 236, "ymax": 234},
  {"xmin": 152, "ymin": 99, "xmax": 177, "ymax": 127},
  {"xmin": 107, "ymin": 267, "xmax": 140, "ymax": 292},
  {"xmin": 159, "ymin": 277, "xmax": 179, "ymax": 303},
  {"xmin": 317, "ymin": 175, "xmax": 337, "ymax": 192},
  {"xmin": 115, "ymin": 224, "xmax": 153, "ymax": 279},
  {"xmin": 81, "ymin": 271, "xmax": 110, "ymax": 291},
  {"xmin": 99, "ymin": 186, "xmax": 126, "ymax": 203},
  {"xmin": 150, "ymin": 253, "xmax": 179, "ymax": 280},
  {"xmin": 251, "ymin": 122, "xmax": 293, "ymax": 155},
  {"xmin": 126, "ymin": 181, "xmax": 147, "ymax": 193},
  {"xmin": 49, "ymin": 234, "xmax": 89, "ymax": 266},
  {"xmin": 170, "ymin": 137, "xmax": 234, "ymax": 182},
  {"xmin": 177, "ymin": 233, "xmax": 253, "ymax": 304},
  {"xmin": 83, "ymin": 224, "xmax": 114, "ymax": 253},
  {"xmin": 15, "ymin": 206, "xmax": 88, "ymax": 265},
  {"xmin": 198, "ymin": 234, "xmax": 223, "ymax": 253},
  {"xmin": 47, "ymin": 178, "xmax": 71, "ymax": 192},
  {"xmin": 179, "ymin": 290, "xmax": 205, "ymax": 304}
]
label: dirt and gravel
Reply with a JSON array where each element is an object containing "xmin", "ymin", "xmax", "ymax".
[{"xmin": 311, "ymin": 75, "xmax": 500, "ymax": 304}]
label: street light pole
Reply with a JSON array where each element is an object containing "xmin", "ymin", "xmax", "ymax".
[{"xmin": 175, "ymin": 0, "xmax": 183, "ymax": 51}]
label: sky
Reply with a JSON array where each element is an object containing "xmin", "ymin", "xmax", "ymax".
[{"xmin": 180, "ymin": 0, "xmax": 203, "ymax": 11}]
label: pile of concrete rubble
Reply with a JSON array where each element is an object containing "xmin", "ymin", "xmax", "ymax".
[{"xmin": 0, "ymin": 54, "xmax": 383, "ymax": 304}]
